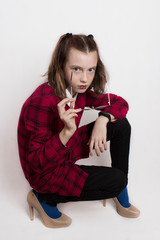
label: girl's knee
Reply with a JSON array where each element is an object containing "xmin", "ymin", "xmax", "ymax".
[
  {"xmin": 121, "ymin": 118, "xmax": 131, "ymax": 132},
  {"xmin": 116, "ymin": 118, "xmax": 131, "ymax": 136}
]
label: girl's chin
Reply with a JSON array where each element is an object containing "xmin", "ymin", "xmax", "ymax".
[{"xmin": 75, "ymin": 87, "xmax": 88, "ymax": 93}]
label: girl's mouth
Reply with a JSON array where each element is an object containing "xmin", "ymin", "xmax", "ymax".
[{"xmin": 78, "ymin": 85, "xmax": 87, "ymax": 89}]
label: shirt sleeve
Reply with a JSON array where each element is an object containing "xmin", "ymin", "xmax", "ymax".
[
  {"xmin": 86, "ymin": 91, "xmax": 129, "ymax": 121},
  {"xmin": 23, "ymin": 96, "xmax": 69, "ymax": 172}
]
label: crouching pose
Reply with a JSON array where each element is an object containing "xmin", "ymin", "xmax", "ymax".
[{"xmin": 17, "ymin": 33, "xmax": 140, "ymax": 228}]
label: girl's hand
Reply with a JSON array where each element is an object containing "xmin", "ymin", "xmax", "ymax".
[
  {"xmin": 88, "ymin": 116, "xmax": 109, "ymax": 157},
  {"xmin": 57, "ymin": 98, "xmax": 82, "ymax": 134}
]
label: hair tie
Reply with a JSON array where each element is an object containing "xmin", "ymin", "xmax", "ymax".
[
  {"xmin": 88, "ymin": 34, "xmax": 94, "ymax": 38},
  {"xmin": 62, "ymin": 33, "xmax": 72, "ymax": 41}
]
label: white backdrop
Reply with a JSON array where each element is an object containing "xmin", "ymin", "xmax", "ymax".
[{"xmin": 1, "ymin": 0, "xmax": 160, "ymax": 239}]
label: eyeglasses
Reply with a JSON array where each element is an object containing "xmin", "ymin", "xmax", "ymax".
[{"xmin": 70, "ymin": 72, "xmax": 111, "ymax": 110}]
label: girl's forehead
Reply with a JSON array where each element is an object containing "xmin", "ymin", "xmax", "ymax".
[{"xmin": 67, "ymin": 48, "xmax": 98, "ymax": 66}]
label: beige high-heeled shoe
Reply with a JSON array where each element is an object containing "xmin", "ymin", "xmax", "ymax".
[
  {"xmin": 27, "ymin": 190, "xmax": 72, "ymax": 228},
  {"xmin": 103, "ymin": 198, "xmax": 140, "ymax": 218}
]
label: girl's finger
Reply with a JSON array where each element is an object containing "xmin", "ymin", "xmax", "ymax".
[
  {"xmin": 59, "ymin": 107, "xmax": 81, "ymax": 119},
  {"xmin": 63, "ymin": 108, "xmax": 81, "ymax": 119},
  {"xmin": 66, "ymin": 108, "xmax": 82, "ymax": 113},
  {"xmin": 70, "ymin": 101, "xmax": 75, "ymax": 109},
  {"xmin": 89, "ymin": 139, "xmax": 94, "ymax": 156},
  {"xmin": 98, "ymin": 140, "xmax": 104, "ymax": 153},
  {"xmin": 94, "ymin": 139, "xmax": 100, "ymax": 156},
  {"xmin": 58, "ymin": 98, "xmax": 75, "ymax": 108},
  {"xmin": 65, "ymin": 113, "xmax": 78, "ymax": 119},
  {"xmin": 103, "ymin": 138, "xmax": 107, "ymax": 151}
]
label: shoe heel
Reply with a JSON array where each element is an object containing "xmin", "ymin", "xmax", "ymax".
[
  {"xmin": 103, "ymin": 199, "xmax": 107, "ymax": 207},
  {"xmin": 27, "ymin": 189, "xmax": 72, "ymax": 227},
  {"xmin": 29, "ymin": 204, "xmax": 34, "ymax": 221}
]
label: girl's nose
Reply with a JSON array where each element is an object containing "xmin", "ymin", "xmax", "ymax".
[{"xmin": 80, "ymin": 72, "xmax": 87, "ymax": 83}]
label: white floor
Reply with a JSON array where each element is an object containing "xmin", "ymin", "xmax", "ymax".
[
  {"xmin": 1, "ymin": 183, "xmax": 160, "ymax": 240},
  {"xmin": 1, "ymin": 147, "xmax": 160, "ymax": 240},
  {"xmin": 1, "ymin": 110, "xmax": 160, "ymax": 240}
]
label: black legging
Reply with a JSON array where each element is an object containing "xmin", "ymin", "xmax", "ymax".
[{"xmin": 38, "ymin": 118, "xmax": 131, "ymax": 206}]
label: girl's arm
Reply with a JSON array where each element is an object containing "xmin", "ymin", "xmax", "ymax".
[
  {"xmin": 86, "ymin": 91, "xmax": 129, "ymax": 121},
  {"xmin": 21, "ymin": 97, "xmax": 79, "ymax": 172},
  {"xmin": 86, "ymin": 91, "xmax": 129, "ymax": 156},
  {"xmin": 88, "ymin": 115, "xmax": 109, "ymax": 156},
  {"xmin": 57, "ymin": 98, "xmax": 82, "ymax": 145}
]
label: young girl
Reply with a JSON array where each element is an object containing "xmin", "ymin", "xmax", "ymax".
[{"xmin": 17, "ymin": 33, "xmax": 140, "ymax": 228}]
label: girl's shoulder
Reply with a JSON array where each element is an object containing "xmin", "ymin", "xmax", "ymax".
[{"xmin": 23, "ymin": 82, "xmax": 60, "ymax": 109}]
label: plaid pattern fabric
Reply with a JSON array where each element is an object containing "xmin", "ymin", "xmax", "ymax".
[{"xmin": 17, "ymin": 83, "xmax": 129, "ymax": 196}]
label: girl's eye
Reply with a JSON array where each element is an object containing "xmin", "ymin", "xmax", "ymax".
[
  {"xmin": 89, "ymin": 68, "xmax": 95, "ymax": 72},
  {"xmin": 73, "ymin": 67, "xmax": 79, "ymax": 72}
]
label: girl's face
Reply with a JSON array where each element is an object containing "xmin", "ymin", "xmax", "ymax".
[{"xmin": 64, "ymin": 48, "xmax": 98, "ymax": 96}]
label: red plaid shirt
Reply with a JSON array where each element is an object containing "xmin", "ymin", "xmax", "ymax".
[{"xmin": 17, "ymin": 83, "xmax": 129, "ymax": 196}]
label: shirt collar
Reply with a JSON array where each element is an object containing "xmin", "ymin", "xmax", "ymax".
[{"xmin": 66, "ymin": 89, "xmax": 78, "ymax": 107}]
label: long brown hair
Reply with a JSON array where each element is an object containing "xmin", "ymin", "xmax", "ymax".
[{"xmin": 43, "ymin": 33, "xmax": 109, "ymax": 99}]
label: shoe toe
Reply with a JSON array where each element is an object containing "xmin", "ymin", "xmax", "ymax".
[
  {"xmin": 42, "ymin": 212, "xmax": 72, "ymax": 228},
  {"xmin": 54, "ymin": 213, "xmax": 72, "ymax": 226},
  {"xmin": 113, "ymin": 198, "xmax": 140, "ymax": 218},
  {"xmin": 127, "ymin": 204, "xmax": 140, "ymax": 217}
]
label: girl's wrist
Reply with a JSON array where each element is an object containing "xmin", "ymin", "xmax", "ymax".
[
  {"xmin": 59, "ymin": 127, "xmax": 76, "ymax": 145},
  {"xmin": 98, "ymin": 112, "xmax": 111, "ymax": 123},
  {"xmin": 98, "ymin": 115, "xmax": 109, "ymax": 124},
  {"xmin": 64, "ymin": 126, "xmax": 76, "ymax": 136}
]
